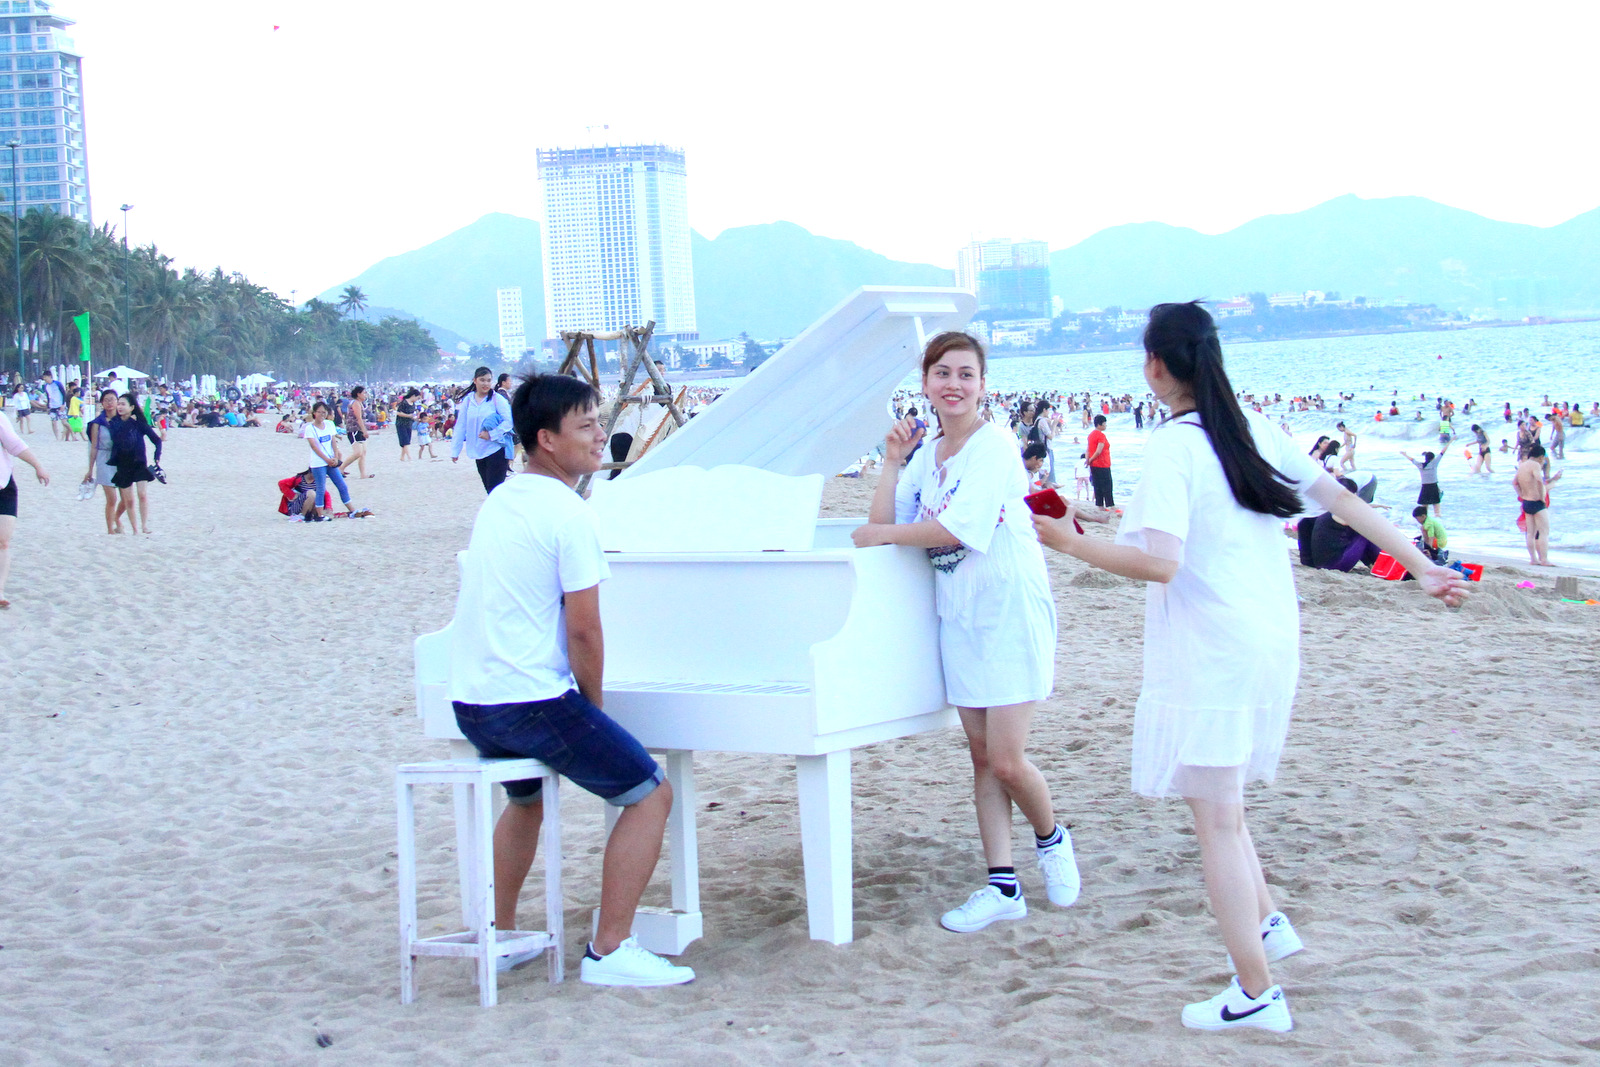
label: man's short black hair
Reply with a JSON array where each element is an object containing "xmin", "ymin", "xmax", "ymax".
[
  {"xmin": 1529, "ymin": 443, "xmax": 1546, "ymax": 459},
  {"xmin": 512, "ymin": 374, "xmax": 598, "ymax": 445},
  {"xmin": 1413, "ymin": 505, "xmax": 1428, "ymax": 518},
  {"xmin": 1022, "ymin": 443, "xmax": 1048, "ymax": 461},
  {"xmin": 1093, "ymin": 414, "xmax": 1107, "ymax": 427}
]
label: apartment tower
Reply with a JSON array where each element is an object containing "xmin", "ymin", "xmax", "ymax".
[
  {"xmin": 536, "ymin": 143, "xmax": 696, "ymax": 343},
  {"xmin": 0, "ymin": 1, "xmax": 88, "ymax": 221},
  {"xmin": 496, "ymin": 286, "xmax": 526, "ymax": 362}
]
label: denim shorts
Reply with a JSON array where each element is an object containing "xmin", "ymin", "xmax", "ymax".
[{"xmin": 452, "ymin": 690, "xmax": 662, "ymax": 807}]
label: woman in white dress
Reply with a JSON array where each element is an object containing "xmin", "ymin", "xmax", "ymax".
[
  {"xmin": 1033, "ymin": 303, "xmax": 1466, "ymax": 1033},
  {"xmin": 852, "ymin": 331, "xmax": 1080, "ymax": 933}
]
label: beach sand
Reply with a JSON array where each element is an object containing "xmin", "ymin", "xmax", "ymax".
[{"xmin": 3, "ymin": 426, "xmax": 1598, "ymax": 1065}]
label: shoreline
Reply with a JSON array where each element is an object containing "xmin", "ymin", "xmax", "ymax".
[{"xmin": 990, "ymin": 315, "xmax": 1600, "ymax": 362}]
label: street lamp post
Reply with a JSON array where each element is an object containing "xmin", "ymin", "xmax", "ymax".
[
  {"xmin": 120, "ymin": 203, "xmax": 133, "ymax": 380},
  {"xmin": 7, "ymin": 141, "xmax": 20, "ymax": 384}
]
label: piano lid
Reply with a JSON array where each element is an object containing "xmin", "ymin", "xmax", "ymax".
[{"xmin": 618, "ymin": 286, "xmax": 976, "ymax": 481}]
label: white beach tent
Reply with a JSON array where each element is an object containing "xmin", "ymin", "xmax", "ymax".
[
  {"xmin": 239, "ymin": 373, "xmax": 276, "ymax": 389},
  {"xmin": 95, "ymin": 365, "xmax": 150, "ymax": 380},
  {"xmin": 308, "ymin": 380, "xmax": 340, "ymax": 388}
]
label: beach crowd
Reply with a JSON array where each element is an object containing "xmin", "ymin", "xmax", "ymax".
[{"xmin": 0, "ymin": 305, "xmax": 1580, "ymax": 1034}]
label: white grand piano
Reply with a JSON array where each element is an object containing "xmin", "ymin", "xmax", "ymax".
[{"xmin": 417, "ymin": 286, "xmax": 976, "ymax": 950}]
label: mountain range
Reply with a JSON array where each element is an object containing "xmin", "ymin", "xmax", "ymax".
[{"xmin": 321, "ymin": 196, "xmax": 1600, "ymax": 347}]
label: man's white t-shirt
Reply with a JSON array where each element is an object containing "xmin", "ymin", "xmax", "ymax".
[
  {"xmin": 448, "ymin": 473, "xmax": 610, "ymax": 705},
  {"xmin": 302, "ymin": 420, "xmax": 337, "ymax": 467}
]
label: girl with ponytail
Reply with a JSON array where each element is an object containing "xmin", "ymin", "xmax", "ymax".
[{"xmin": 1033, "ymin": 301, "xmax": 1467, "ymax": 1033}]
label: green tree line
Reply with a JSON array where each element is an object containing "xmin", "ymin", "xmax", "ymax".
[{"xmin": 0, "ymin": 212, "xmax": 440, "ymax": 382}]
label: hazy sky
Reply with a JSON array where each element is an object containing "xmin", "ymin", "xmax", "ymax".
[{"xmin": 71, "ymin": 0, "xmax": 1599, "ymax": 300}]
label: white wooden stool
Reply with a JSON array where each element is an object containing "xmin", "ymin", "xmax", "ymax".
[{"xmin": 396, "ymin": 757, "xmax": 563, "ymax": 1007}]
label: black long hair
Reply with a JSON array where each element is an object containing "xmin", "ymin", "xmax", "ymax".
[{"xmin": 1144, "ymin": 302, "xmax": 1302, "ymax": 517}]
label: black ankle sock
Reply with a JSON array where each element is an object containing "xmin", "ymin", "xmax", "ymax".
[
  {"xmin": 1035, "ymin": 824, "xmax": 1063, "ymax": 849},
  {"xmin": 987, "ymin": 866, "xmax": 1019, "ymax": 898}
]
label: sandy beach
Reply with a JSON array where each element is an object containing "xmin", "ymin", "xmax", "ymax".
[{"xmin": 3, "ymin": 425, "xmax": 1599, "ymax": 1065}]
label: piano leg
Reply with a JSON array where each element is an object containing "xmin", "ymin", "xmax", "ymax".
[
  {"xmin": 795, "ymin": 750, "xmax": 854, "ymax": 945},
  {"xmin": 664, "ymin": 750, "xmax": 700, "ymax": 917},
  {"xmin": 591, "ymin": 749, "xmax": 704, "ymax": 956}
]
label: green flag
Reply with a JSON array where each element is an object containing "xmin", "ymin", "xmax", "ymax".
[{"xmin": 72, "ymin": 311, "xmax": 90, "ymax": 361}]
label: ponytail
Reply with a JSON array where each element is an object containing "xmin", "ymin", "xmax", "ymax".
[{"xmin": 1144, "ymin": 302, "xmax": 1302, "ymax": 518}]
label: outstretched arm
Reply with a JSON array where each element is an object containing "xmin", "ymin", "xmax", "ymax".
[
  {"xmin": 1033, "ymin": 507, "xmax": 1180, "ymax": 583},
  {"xmin": 1307, "ymin": 475, "xmax": 1466, "ymax": 605}
]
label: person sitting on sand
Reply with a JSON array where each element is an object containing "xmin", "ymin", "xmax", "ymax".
[
  {"xmin": 1413, "ymin": 506, "xmax": 1448, "ymax": 563},
  {"xmin": 1023, "ymin": 442, "xmax": 1054, "ymax": 492},
  {"xmin": 447, "ymin": 373, "xmax": 694, "ymax": 988}
]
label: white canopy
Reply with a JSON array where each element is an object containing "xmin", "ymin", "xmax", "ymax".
[
  {"xmin": 96, "ymin": 365, "xmax": 150, "ymax": 380},
  {"xmin": 308, "ymin": 380, "xmax": 340, "ymax": 388},
  {"xmin": 239, "ymin": 373, "xmax": 276, "ymax": 387}
]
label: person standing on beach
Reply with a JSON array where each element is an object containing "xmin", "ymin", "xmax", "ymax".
[
  {"xmin": 1336, "ymin": 421, "xmax": 1357, "ymax": 472},
  {"xmin": 339, "ymin": 385, "xmax": 374, "ymax": 480},
  {"xmin": 852, "ymin": 331, "xmax": 1080, "ymax": 934},
  {"xmin": 1032, "ymin": 302, "xmax": 1466, "ymax": 1033},
  {"xmin": 64, "ymin": 383, "xmax": 84, "ymax": 442},
  {"xmin": 452, "ymin": 366, "xmax": 514, "ymax": 493},
  {"xmin": 1470, "ymin": 424, "xmax": 1492, "ymax": 474},
  {"xmin": 395, "ymin": 387, "xmax": 419, "ymax": 461},
  {"xmin": 83, "ymin": 389, "xmax": 122, "ymax": 533},
  {"xmin": 42, "ymin": 370, "xmax": 65, "ymax": 439},
  {"xmin": 1402, "ymin": 450, "xmax": 1447, "ymax": 517},
  {"xmin": 448, "ymin": 372, "xmax": 694, "ymax": 987},
  {"xmin": 0, "ymin": 408, "xmax": 49, "ymax": 608},
  {"xmin": 107, "ymin": 394, "xmax": 164, "ymax": 535},
  {"xmin": 9, "ymin": 381, "xmax": 32, "ymax": 432},
  {"xmin": 1087, "ymin": 414, "xmax": 1114, "ymax": 508},
  {"xmin": 1516, "ymin": 443, "xmax": 1560, "ymax": 566},
  {"xmin": 1548, "ymin": 410, "xmax": 1566, "ymax": 460}
]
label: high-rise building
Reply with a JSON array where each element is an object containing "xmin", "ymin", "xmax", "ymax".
[
  {"xmin": 496, "ymin": 287, "xmax": 526, "ymax": 361},
  {"xmin": 0, "ymin": 2, "xmax": 89, "ymax": 222},
  {"xmin": 537, "ymin": 143, "xmax": 696, "ymax": 343},
  {"xmin": 956, "ymin": 238, "xmax": 1051, "ymax": 320}
]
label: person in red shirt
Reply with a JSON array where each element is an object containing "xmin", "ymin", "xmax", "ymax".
[{"xmin": 1087, "ymin": 415, "xmax": 1114, "ymax": 507}]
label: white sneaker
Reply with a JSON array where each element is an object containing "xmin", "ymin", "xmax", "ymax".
[
  {"xmin": 940, "ymin": 885, "xmax": 1027, "ymax": 933},
  {"xmin": 579, "ymin": 937, "xmax": 695, "ymax": 987},
  {"xmin": 496, "ymin": 945, "xmax": 545, "ymax": 973},
  {"xmin": 1227, "ymin": 911, "xmax": 1305, "ymax": 969},
  {"xmin": 1035, "ymin": 827, "xmax": 1081, "ymax": 907},
  {"xmin": 1181, "ymin": 977, "xmax": 1293, "ymax": 1033}
]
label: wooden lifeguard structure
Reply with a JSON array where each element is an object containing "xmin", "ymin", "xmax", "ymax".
[{"xmin": 556, "ymin": 321, "xmax": 688, "ymax": 492}]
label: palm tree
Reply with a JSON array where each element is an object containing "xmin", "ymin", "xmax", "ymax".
[{"xmin": 337, "ymin": 284, "xmax": 368, "ymax": 321}]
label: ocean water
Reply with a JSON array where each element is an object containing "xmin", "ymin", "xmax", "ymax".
[
  {"xmin": 686, "ymin": 320, "xmax": 1600, "ymax": 565},
  {"xmin": 983, "ymin": 320, "xmax": 1600, "ymax": 567}
]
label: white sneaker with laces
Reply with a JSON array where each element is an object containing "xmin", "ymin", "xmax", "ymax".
[
  {"xmin": 1035, "ymin": 827, "xmax": 1081, "ymax": 907},
  {"xmin": 1227, "ymin": 911, "xmax": 1305, "ymax": 969},
  {"xmin": 579, "ymin": 937, "xmax": 695, "ymax": 987},
  {"xmin": 1181, "ymin": 976, "xmax": 1293, "ymax": 1033},
  {"xmin": 940, "ymin": 884, "xmax": 1027, "ymax": 933},
  {"xmin": 496, "ymin": 945, "xmax": 545, "ymax": 973}
]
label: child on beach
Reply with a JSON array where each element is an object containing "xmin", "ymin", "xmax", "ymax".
[
  {"xmin": 1032, "ymin": 302, "xmax": 1466, "ymax": 1033},
  {"xmin": 1413, "ymin": 506, "xmax": 1448, "ymax": 562},
  {"xmin": 852, "ymin": 331, "xmax": 1080, "ymax": 934},
  {"xmin": 415, "ymin": 412, "xmax": 438, "ymax": 459}
]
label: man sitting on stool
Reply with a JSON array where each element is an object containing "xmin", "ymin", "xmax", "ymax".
[{"xmin": 447, "ymin": 372, "xmax": 694, "ymax": 988}]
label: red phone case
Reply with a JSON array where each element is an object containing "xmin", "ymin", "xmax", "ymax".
[
  {"xmin": 1024, "ymin": 489, "xmax": 1085, "ymax": 533},
  {"xmin": 1025, "ymin": 489, "xmax": 1067, "ymax": 518}
]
